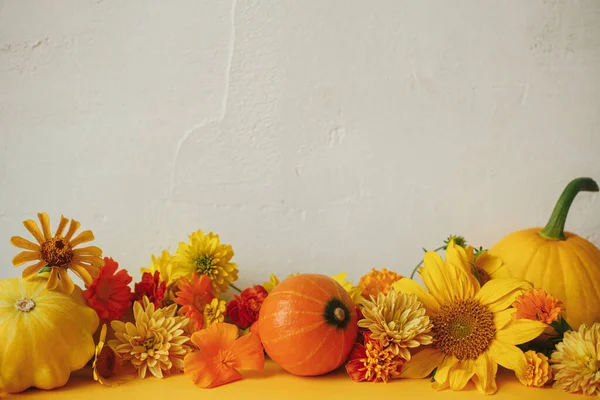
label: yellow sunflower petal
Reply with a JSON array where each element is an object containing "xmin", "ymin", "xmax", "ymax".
[
  {"xmin": 472, "ymin": 353, "xmax": 498, "ymax": 395},
  {"xmin": 12, "ymin": 251, "xmax": 41, "ymax": 266},
  {"xmin": 23, "ymin": 219, "xmax": 45, "ymax": 244},
  {"xmin": 475, "ymin": 252, "xmax": 507, "ymax": 278},
  {"xmin": 22, "ymin": 261, "xmax": 46, "ymax": 279},
  {"xmin": 434, "ymin": 355, "xmax": 458, "ymax": 384},
  {"xmin": 60, "ymin": 271, "xmax": 75, "ymax": 294},
  {"xmin": 398, "ymin": 347, "xmax": 444, "ymax": 378},
  {"xmin": 448, "ymin": 360, "xmax": 475, "ymax": 391},
  {"xmin": 487, "ymin": 340, "xmax": 526, "ymax": 375},
  {"xmin": 496, "ymin": 319, "xmax": 547, "ymax": 345},
  {"xmin": 10, "ymin": 236, "xmax": 40, "ymax": 251},
  {"xmin": 37, "ymin": 212, "xmax": 52, "ymax": 240},
  {"xmin": 494, "ymin": 308, "xmax": 516, "ymax": 330},
  {"xmin": 392, "ymin": 278, "xmax": 440, "ymax": 314},
  {"xmin": 46, "ymin": 269, "xmax": 60, "ymax": 290},
  {"xmin": 69, "ymin": 230, "xmax": 95, "ymax": 247},
  {"xmin": 64, "ymin": 219, "xmax": 81, "ymax": 242},
  {"xmin": 55, "ymin": 215, "xmax": 69, "ymax": 237},
  {"xmin": 474, "ymin": 278, "xmax": 531, "ymax": 312}
]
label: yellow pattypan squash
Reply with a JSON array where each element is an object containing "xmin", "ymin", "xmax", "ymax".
[
  {"xmin": 490, "ymin": 177, "xmax": 600, "ymax": 329},
  {"xmin": 0, "ymin": 276, "xmax": 99, "ymax": 393}
]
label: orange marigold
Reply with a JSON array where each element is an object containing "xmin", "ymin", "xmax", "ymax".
[
  {"xmin": 358, "ymin": 268, "xmax": 403, "ymax": 299},
  {"xmin": 174, "ymin": 274, "xmax": 215, "ymax": 332},
  {"xmin": 512, "ymin": 288, "xmax": 564, "ymax": 324},
  {"xmin": 345, "ymin": 333, "xmax": 404, "ymax": 382}
]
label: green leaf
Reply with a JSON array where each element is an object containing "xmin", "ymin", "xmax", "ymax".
[
  {"xmin": 470, "ymin": 263, "xmax": 481, "ymax": 286},
  {"xmin": 38, "ymin": 266, "xmax": 52, "ymax": 274},
  {"xmin": 430, "ymin": 368, "xmax": 437, "ymax": 382}
]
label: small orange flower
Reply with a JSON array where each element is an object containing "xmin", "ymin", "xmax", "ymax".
[
  {"xmin": 517, "ymin": 350, "xmax": 552, "ymax": 387},
  {"xmin": 345, "ymin": 333, "xmax": 404, "ymax": 382},
  {"xmin": 174, "ymin": 274, "xmax": 215, "ymax": 332},
  {"xmin": 358, "ymin": 268, "xmax": 403, "ymax": 299},
  {"xmin": 184, "ymin": 323, "xmax": 264, "ymax": 388},
  {"xmin": 512, "ymin": 288, "xmax": 564, "ymax": 324}
]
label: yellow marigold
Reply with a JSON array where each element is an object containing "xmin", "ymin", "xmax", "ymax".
[
  {"xmin": 517, "ymin": 350, "xmax": 552, "ymax": 387},
  {"xmin": 551, "ymin": 323, "xmax": 600, "ymax": 396},
  {"xmin": 204, "ymin": 298, "xmax": 227, "ymax": 327},
  {"xmin": 109, "ymin": 297, "xmax": 190, "ymax": 379},
  {"xmin": 141, "ymin": 250, "xmax": 185, "ymax": 301},
  {"xmin": 173, "ymin": 230, "xmax": 238, "ymax": 293},
  {"xmin": 359, "ymin": 268, "xmax": 403, "ymax": 299},
  {"xmin": 331, "ymin": 272, "xmax": 363, "ymax": 304},
  {"xmin": 359, "ymin": 291, "xmax": 432, "ymax": 360},
  {"xmin": 513, "ymin": 288, "xmax": 564, "ymax": 324}
]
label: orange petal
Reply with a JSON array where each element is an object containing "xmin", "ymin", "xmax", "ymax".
[
  {"xmin": 60, "ymin": 271, "xmax": 75, "ymax": 294},
  {"xmin": 10, "ymin": 236, "xmax": 40, "ymax": 251},
  {"xmin": 22, "ymin": 261, "xmax": 46, "ymax": 279},
  {"xmin": 207, "ymin": 365, "xmax": 243, "ymax": 388},
  {"xmin": 55, "ymin": 215, "xmax": 69, "ymax": 237},
  {"xmin": 229, "ymin": 333, "xmax": 264, "ymax": 371},
  {"xmin": 184, "ymin": 353, "xmax": 216, "ymax": 387},
  {"xmin": 191, "ymin": 323, "xmax": 238, "ymax": 351},
  {"xmin": 72, "ymin": 246, "xmax": 103, "ymax": 256},
  {"xmin": 46, "ymin": 268, "xmax": 59, "ymax": 290},
  {"xmin": 12, "ymin": 251, "xmax": 41, "ymax": 266},
  {"xmin": 37, "ymin": 213, "xmax": 52, "ymax": 240},
  {"xmin": 64, "ymin": 219, "xmax": 81, "ymax": 242},
  {"xmin": 70, "ymin": 230, "xmax": 95, "ymax": 247},
  {"xmin": 23, "ymin": 219, "xmax": 45, "ymax": 244}
]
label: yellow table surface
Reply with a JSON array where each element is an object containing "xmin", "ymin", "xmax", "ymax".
[{"xmin": 7, "ymin": 360, "xmax": 570, "ymax": 399}]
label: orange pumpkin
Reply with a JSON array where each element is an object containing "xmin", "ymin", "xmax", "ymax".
[{"xmin": 258, "ymin": 274, "xmax": 358, "ymax": 376}]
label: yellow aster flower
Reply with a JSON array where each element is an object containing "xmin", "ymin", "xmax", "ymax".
[
  {"xmin": 516, "ymin": 350, "xmax": 552, "ymax": 387},
  {"xmin": 140, "ymin": 250, "xmax": 184, "ymax": 301},
  {"xmin": 551, "ymin": 323, "xmax": 600, "ymax": 396},
  {"xmin": 109, "ymin": 297, "xmax": 191, "ymax": 379},
  {"xmin": 10, "ymin": 212, "xmax": 104, "ymax": 293},
  {"xmin": 359, "ymin": 268, "xmax": 403, "ymax": 299},
  {"xmin": 173, "ymin": 230, "xmax": 238, "ymax": 293},
  {"xmin": 359, "ymin": 291, "xmax": 432, "ymax": 360},
  {"xmin": 93, "ymin": 324, "xmax": 135, "ymax": 386},
  {"xmin": 331, "ymin": 272, "xmax": 363, "ymax": 304},
  {"xmin": 392, "ymin": 240, "xmax": 547, "ymax": 394},
  {"xmin": 204, "ymin": 298, "xmax": 227, "ymax": 327}
]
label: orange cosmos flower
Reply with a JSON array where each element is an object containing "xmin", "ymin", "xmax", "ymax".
[
  {"xmin": 512, "ymin": 288, "xmax": 564, "ymax": 324},
  {"xmin": 84, "ymin": 257, "xmax": 133, "ymax": 323},
  {"xmin": 174, "ymin": 274, "xmax": 215, "ymax": 332},
  {"xmin": 359, "ymin": 268, "xmax": 403, "ymax": 299},
  {"xmin": 184, "ymin": 322, "xmax": 264, "ymax": 388}
]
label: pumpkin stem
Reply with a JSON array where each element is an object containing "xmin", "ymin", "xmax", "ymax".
[{"xmin": 539, "ymin": 177, "xmax": 599, "ymax": 241}]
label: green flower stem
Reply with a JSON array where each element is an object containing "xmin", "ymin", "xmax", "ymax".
[
  {"xmin": 539, "ymin": 177, "xmax": 598, "ymax": 241},
  {"xmin": 229, "ymin": 283, "xmax": 243, "ymax": 293},
  {"xmin": 409, "ymin": 245, "xmax": 445, "ymax": 279}
]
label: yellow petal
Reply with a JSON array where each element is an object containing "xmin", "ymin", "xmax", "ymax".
[
  {"xmin": 487, "ymin": 340, "xmax": 526, "ymax": 375},
  {"xmin": 398, "ymin": 347, "xmax": 444, "ymax": 378},
  {"xmin": 10, "ymin": 236, "xmax": 40, "ymax": 251},
  {"xmin": 392, "ymin": 278, "xmax": 440, "ymax": 314},
  {"xmin": 70, "ymin": 263, "xmax": 94, "ymax": 285},
  {"xmin": 448, "ymin": 360, "xmax": 475, "ymax": 391},
  {"xmin": 22, "ymin": 261, "xmax": 46, "ymax": 279},
  {"xmin": 73, "ymin": 246, "xmax": 103, "ymax": 256},
  {"xmin": 55, "ymin": 215, "xmax": 69, "ymax": 237},
  {"xmin": 73, "ymin": 255, "xmax": 104, "ymax": 268},
  {"xmin": 59, "ymin": 270, "xmax": 75, "ymax": 294},
  {"xmin": 37, "ymin": 212, "xmax": 52, "ymax": 240},
  {"xmin": 46, "ymin": 268, "xmax": 60, "ymax": 290},
  {"xmin": 494, "ymin": 308, "xmax": 516, "ymax": 330},
  {"xmin": 474, "ymin": 278, "xmax": 531, "ymax": 312},
  {"xmin": 472, "ymin": 353, "xmax": 498, "ymax": 394},
  {"xmin": 64, "ymin": 219, "xmax": 81, "ymax": 242},
  {"xmin": 421, "ymin": 246, "xmax": 477, "ymax": 305},
  {"xmin": 434, "ymin": 355, "xmax": 458, "ymax": 384},
  {"xmin": 12, "ymin": 251, "xmax": 41, "ymax": 266},
  {"xmin": 23, "ymin": 219, "xmax": 45, "ymax": 244},
  {"xmin": 496, "ymin": 319, "xmax": 547, "ymax": 345},
  {"xmin": 70, "ymin": 230, "xmax": 95, "ymax": 247}
]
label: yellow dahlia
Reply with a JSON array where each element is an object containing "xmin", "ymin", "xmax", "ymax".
[
  {"xmin": 331, "ymin": 272, "xmax": 363, "ymax": 304},
  {"xmin": 516, "ymin": 350, "xmax": 552, "ymax": 387},
  {"xmin": 359, "ymin": 291, "xmax": 432, "ymax": 360},
  {"xmin": 109, "ymin": 297, "xmax": 190, "ymax": 379},
  {"xmin": 551, "ymin": 323, "xmax": 600, "ymax": 396},
  {"xmin": 359, "ymin": 268, "xmax": 403, "ymax": 299},
  {"xmin": 173, "ymin": 230, "xmax": 238, "ymax": 293},
  {"xmin": 204, "ymin": 298, "xmax": 227, "ymax": 327},
  {"xmin": 10, "ymin": 212, "xmax": 104, "ymax": 293},
  {"xmin": 140, "ymin": 250, "xmax": 184, "ymax": 301},
  {"xmin": 392, "ymin": 240, "xmax": 547, "ymax": 394}
]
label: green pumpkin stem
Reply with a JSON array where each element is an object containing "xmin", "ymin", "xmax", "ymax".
[{"xmin": 539, "ymin": 177, "xmax": 599, "ymax": 241}]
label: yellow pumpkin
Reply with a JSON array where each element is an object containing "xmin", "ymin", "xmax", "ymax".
[
  {"xmin": 0, "ymin": 276, "xmax": 99, "ymax": 393},
  {"xmin": 490, "ymin": 177, "xmax": 600, "ymax": 329}
]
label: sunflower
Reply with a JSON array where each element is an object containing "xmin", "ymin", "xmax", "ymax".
[
  {"xmin": 465, "ymin": 246, "xmax": 509, "ymax": 285},
  {"xmin": 10, "ymin": 212, "xmax": 104, "ymax": 293},
  {"xmin": 391, "ymin": 240, "xmax": 547, "ymax": 394},
  {"xmin": 173, "ymin": 230, "xmax": 238, "ymax": 293}
]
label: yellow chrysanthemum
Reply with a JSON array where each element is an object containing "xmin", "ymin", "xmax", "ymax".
[
  {"xmin": 10, "ymin": 212, "xmax": 104, "ymax": 293},
  {"xmin": 465, "ymin": 246, "xmax": 509, "ymax": 285},
  {"xmin": 204, "ymin": 298, "xmax": 227, "ymax": 327},
  {"xmin": 517, "ymin": 350, "xmax": 552, "ymax": 387},
  {"xmin": 551, "ymin": 323, "xmax": 600, "ymax": 396},
  {"xmin": 359, "ymin": 268, "xmax": 403, "ymax": 299},
  {"xmin": 392, "ymin": 240, "xmax": 547, "ymax": 394},
  {"xmin": 109, "ymin": 297, "xmax": 191, "ymax": 379},
  {"xmin": 359, "ymin": 291, "xmax": 433, "ymax": 360},
  {"xmin": 332, "ymin": 272, "xmax": 363, "ymax": 304},
  {"xmin": 93, "ymin": 324, "xmax": 134, "ymax": 386},
  {"xmin": 141, "ymin": 250, "xmax": 185, "ymax": 301},
  {"xmin": 173, "ymin": 230, "xmax": 238, "ymax": 293}
]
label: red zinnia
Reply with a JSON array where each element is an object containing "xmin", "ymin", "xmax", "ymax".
[
  {"xmin": 134, "ymin": 271, "xmax": 166, "ymax": 307},
  {"xmin": 226, "ymin": 285, "xmax": 268, "ymax": 329},
  {"xmin": 83, "ymin": 257, "xmax": 133, "ymax": 323}
]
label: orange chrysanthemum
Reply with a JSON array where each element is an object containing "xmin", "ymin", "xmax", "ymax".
[
  {"xmin": 84, "ymin": 257, "xmax": 133, "ymax": 323},
  {"xmin": 10, "ymin": 212, "xmax": 104, "ymax": 293},
  {"xmin": 184, "ymin": 322, "xmax": 264, "ymax": 388},
  {"xmin": 512, "ymin": 288, "xmax": 564, "ymax": 324},
  {"xmin": 174, "ymin": 274, "xmax": 215, "ymax": 332},
  {"xmin": 359, "ymin": 268, "xmax": 403, "ymax": 299}
]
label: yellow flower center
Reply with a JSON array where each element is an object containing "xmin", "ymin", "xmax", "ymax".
[
  {"xmin": 40, "ymin": 237, "xmax": 73, "ymax": 267},
  {"xmin": 195, "ymin": 255, "xmax": 214, "ymax": 274},
  {"xmin": 15, "ymin": 297, "xmax": 35, "ymax": 312},
  {"xmin": 432, "ymin": 299, "xmax": 495, "ymax": 360}
]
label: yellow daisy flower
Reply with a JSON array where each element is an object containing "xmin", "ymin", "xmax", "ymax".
[
  {"xmin": 332, "ymin": 272, "xmax": 363, "ymax": 304},
  {"xmin": 10, "ymin": 212, "xmax": 104, "ymax": 293},
  {"xmin": 392, "ymin": 240, "xmax": 547, "ymax": 394},
  {"xmin": 204, "ymin": 298, "xmax": 227, "ymax": 327},
  {"xmin": 173, "ymin": 230, "xmax": 238, "ymax": 293}
]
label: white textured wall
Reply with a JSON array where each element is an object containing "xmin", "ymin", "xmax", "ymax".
[{"xmin": 1, "ymin": 0, "xmax": 599, "ymax": 287}]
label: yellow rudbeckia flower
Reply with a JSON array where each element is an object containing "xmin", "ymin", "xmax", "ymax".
[{"xmin": 392, "ymin": 241, "xmax": 547, "ymax": 394}]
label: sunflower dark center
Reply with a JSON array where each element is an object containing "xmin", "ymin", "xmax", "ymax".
[
  {"xmin": 40, "ymin": 237, "xmax": 73, "ymax": 267},
  {"xmin": 323, "ymin": 297, "xmax": 351, "ymax": 329}
]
